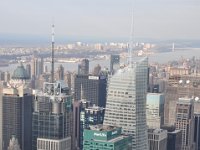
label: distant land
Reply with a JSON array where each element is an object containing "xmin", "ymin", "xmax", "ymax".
[{"xmin": 0, "ymin": 33, "xmax": 200, "ymax": 48}]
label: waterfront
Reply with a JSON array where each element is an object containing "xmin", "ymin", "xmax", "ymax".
[{"xmin": 0, "ymin": 48, "xmax": 200, "ymax": 74}]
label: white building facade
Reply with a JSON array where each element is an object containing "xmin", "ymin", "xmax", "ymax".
[
  {"xmin": 103, "ymin": 57, "xmax": 149, "ymax": 150},
  {"xmin": 37, "ymin": 137, "xmax": 71, "ymax": 150}
]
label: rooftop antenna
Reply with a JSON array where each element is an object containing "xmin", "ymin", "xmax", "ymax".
[
  {"xmin": 51, "ymin": 22, "xmax": 55, "ymax": 83},
  {"xmin": 128, "ymin": 2, "xmax": 135, "ymax": 65}
]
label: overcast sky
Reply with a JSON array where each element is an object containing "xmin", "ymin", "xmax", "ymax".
[{"xmin": 0, "ymin": 0, "xmax": 200, "ymax": 42}]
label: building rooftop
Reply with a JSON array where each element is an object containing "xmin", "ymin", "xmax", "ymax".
[
  {"xmin": 12, "ymin": 63, "xmax": 29, "ymax": 80},
  {"xmin": 89, "ymin": 124, "xmax": 118, "ymax": 131},
  {"xmin": 177, "ymin": 97, "xmax": 193, "ymax": 104},
  {"xmin": 85, "ymin": 105, "xmax": 104, "ymax": 112}
]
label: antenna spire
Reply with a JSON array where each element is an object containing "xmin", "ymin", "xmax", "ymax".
[
  {"xmin": 128, "ymin": 4, "xmax": 135, "ymax": 65},
  {"xmin": 51, "ymin": 23, "xmax": 55, "ymax": 83}
]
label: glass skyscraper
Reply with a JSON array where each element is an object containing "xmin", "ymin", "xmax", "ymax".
[
  {"xmin": 146, "ymin": 93, "xmax": 165, "ymax": 129},
  {"xmin": 74, "ymin": 74, "xmax": 107, "ymax": 107},
  {"xmin": 103, "ymin": 57, "xmax": 149, "ymax": 150},
  {"xmin": 32, "ymin": 81, "xmax": 72, "ymax": 150}
]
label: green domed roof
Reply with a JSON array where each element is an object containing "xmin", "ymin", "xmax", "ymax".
[{"xmin": 12, "ymin": 63, "xmax": 29, "ymax": 80}]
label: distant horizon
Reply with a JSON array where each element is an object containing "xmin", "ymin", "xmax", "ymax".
[
  {"xmin": 0, "ymin": 0, "xmax": 200, "ymax": 45},
  {"xmin": 0, "ymin": 33, "xmax": 200, "ymax": 47}
]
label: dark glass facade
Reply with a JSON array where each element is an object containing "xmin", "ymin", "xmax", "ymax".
[
  {"xmin": 32, "ymin": 82, "xmax": 72, "ymax": 150},
  {"xmin": 79, "ymin": 106, "xmax": 105, "ymax": 150},
  {"xmin": 167, "ymin": 130, "xmax": 182, "ymax": 150},
  {"xmin": 194, "ymin": 114, "xmax": 200, "ymax": 150},
  {"xmin": 72, "ymin": 100, "xmax": 105, "ymax": 150},
  {"xmin": 74, "ymin": 74, "xmax": 107, "ymax": 107},
  {"xmin": 0, "ymin": 94, "xmax": 33, "ymax": 150}
]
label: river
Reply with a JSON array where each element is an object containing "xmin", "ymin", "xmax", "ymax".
[{"xmin": 1, "ymin": 48, "xmax": 200, "ymax": 74}]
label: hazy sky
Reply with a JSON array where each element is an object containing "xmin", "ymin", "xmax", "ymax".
[{"xmin": 0, "ymin": 0, "xmax": 200, "ymax": 42}]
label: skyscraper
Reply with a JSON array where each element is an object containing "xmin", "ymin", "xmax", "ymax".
[
  {"xmin": 32, "ymin": 81, "xmax": 72, "ymax": 150},
  {"xmin": 0, "ymin": 63, "xmax": 33, "ymax": 150},
  {"xmin": 31, "ymin": 56, "xmax": 44, "ymax": 79},
  {"xmin": 146, "ymin": 93, "xmax": 165, "ymax": 128},
  {"xmin": 26, "ymin": 64, "xmax": 31, "ymax": 79},
  {"xmin": 78, "ymin": 59, "xmax": 89, "ymax": 75},
  {"xmin": 72, "ymin": 99, "xmax": 105, "ymax": 150},
  {"xmin": 72, "ymin": 100, "xmax": 90, "ymax": 150},
  {"xmin": 103, "ymin": 57, "xmax": 149, "ymax": 150},
  {"xmin": 175, "ymin": 97, "xmax": 195, "ymax": 150},
  {"xmin": 79, "ymin": 105, "xmax": 104, "ymax": 150},
  {"xmin": 74, "ymin": 74, "xmax": 107, "ymax": 107},
  {"xmin": 56, "ymin": 64, "xmax": 64, "ymax": 80}
]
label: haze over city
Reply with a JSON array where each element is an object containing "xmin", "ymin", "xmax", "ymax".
[
  {"xmin": 0, "ymin": 0, "xmax": 200, "ymax": 45},
  {"xmin": 1, "ymin": 0, "xmax": 200, "ymax": 150}
]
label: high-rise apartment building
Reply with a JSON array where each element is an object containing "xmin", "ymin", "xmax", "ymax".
[
  {"xmin": 74, "ymin": 74, "xmax": 107, "ymax": 107},
  {"xmin": 0, "ymin": 64, "xmax": 33, "ymax": 150},
  {"xmin": 103, "ymin": 57, "xmax": 149, "ymax": 150},
  {"xmin": 146, "ymin": 93, "xmax": 165, "ymax": 128},
  {"xmin": 83, "ymin": 125, "xmax": 132, "ymax": 150},
  {"xmin": 78, "ymin": 59, "xmax": 89, "ymax": 75},
  {"xmin": 175, "ymin": 97, "xmax": 195, "ymax": 150},
  {"xmin": 32, "ymin": 81, "xmax": 72, "ymax": 150}
]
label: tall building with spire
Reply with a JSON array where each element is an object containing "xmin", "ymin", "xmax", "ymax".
[
  {"xmin": 103, "ymin": 57, "xmax": 149, "ymax": 150},
  {"xmin": 32, "ymin": 24, "xmax": 72, "ymax": 150}
]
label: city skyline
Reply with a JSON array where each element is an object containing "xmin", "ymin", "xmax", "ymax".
[{"xmin": 0, "ymin": 0, "xmax": 200, "ymax": 45}]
